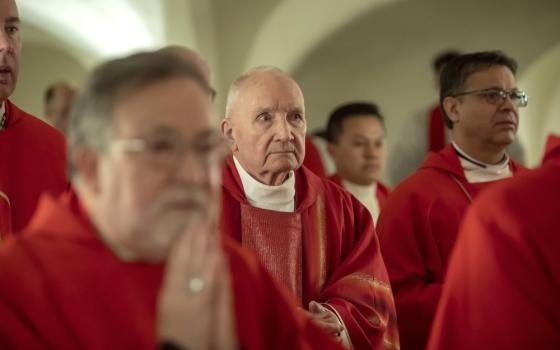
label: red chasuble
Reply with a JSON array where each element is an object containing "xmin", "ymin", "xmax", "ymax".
[
  {"xmin": 221, "ymin": 157, "xmax": 399, "ymax": 350},
  {"xmin": 0, "ymin": 192, "xmax": 342, "ymax": 350},
  {"xmin": 427, "ymin": 105, "xmax": 446, "ymax": 153},
  {"xmin": 0, "ymin": 100, "xmax": 67, "ymax": 236},
  {"xmin": 428, "ymin": 156, "xmax": 560, "ymax": 350},
  {"xmin": 303, "ymin": 136, "xmax": 327, "ymax": 178},
  {"xmin": 542, "ymin": 133, "xmax": 560, "ymax": 165},
  {"xmin": 327, "ymin": 174, "xmax": 391, "ymax": 209},
  {"xmin": 376, "ymin": 144, "xmax": 524, "ymax": 350}
]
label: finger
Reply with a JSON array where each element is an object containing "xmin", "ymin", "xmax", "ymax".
[
  {"xmin": 308, "ymin": 300, "xmax": 323, "ymax": 313},
  {"xmin": 164, "ymin": 218, "xmax": 204, "ymax": 284},
  {"xmin": 211, "ymin": 253, "xmax": 238, "ymax": 350},
  {"xmin": 183, "ymin": 221, "xmax": 213, "ymax": 274}
]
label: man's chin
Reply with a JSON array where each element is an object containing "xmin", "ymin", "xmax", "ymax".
[
  {"xmin": 268, "ymin": 156, "xmax": 301, "ymax": 171},
  {"xmin": 0, "ymin": 85, "xmax": 13, "ymax": 101},
  {"xmin": 493, "ymin": 132, "xmax": 516, "ymax": 147}
]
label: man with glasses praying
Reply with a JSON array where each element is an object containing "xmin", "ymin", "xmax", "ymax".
[
  {"xmin": 376, "ymin": 51, "xmax": 527, "ymax": 350},
  {"xmin": 0, "ymin": 50, "xmax": 342, "ymax": 350}
]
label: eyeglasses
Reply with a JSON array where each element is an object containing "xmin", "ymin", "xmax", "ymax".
[
  {"xmin": 110, "ymin": 131, "xmax": 227, "ymax": 169},
  {"xmin": 452, "ymin": 88, "xmax": 528, "ymax": 107}
]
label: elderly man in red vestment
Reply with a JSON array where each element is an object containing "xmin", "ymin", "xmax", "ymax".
[
  {"xmin": 427, "ymin": 135, "xmax": 560, "ymax": 350},
  {"xmin": 0, "ymin": 51, "xmax": 343, "ymax": 350},
  {"xmin": 220, "ymin": 66, "xmax": 399, "ymax": 350},
  {"xmin": 325, "ymin": 102, "xmax": 391, "ymax": 223},
  {"xmin": 0, "ymin": 0, "xmax": 67, "ymax": 236},
  {"xmin": 377, "ymin": 51, "xmax": 527, "ymax": 350}
]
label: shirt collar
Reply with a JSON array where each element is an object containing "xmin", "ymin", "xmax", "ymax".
[
  {"xmin": 233, "ymin": 156, "xmax": 295, "ymax": 212},
  {"xmin": 452, "ymin": 141, "xmax": 512, "ymax": 183}
]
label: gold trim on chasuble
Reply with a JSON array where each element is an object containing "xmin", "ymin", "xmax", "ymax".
[
  {"xmin": 240, "ymin": 203, "xmax": 304, "ymax": 303},
  {"xmin": 0, "ymin": 191, "xmax": 11, "ymax": 238},
  {"xmin": 310, "ymin": 190, "xmax": 327, "ymax": 296},
  {"xmin": 338, "ymin": 272, "xmax": 399, "ymax": 349}
]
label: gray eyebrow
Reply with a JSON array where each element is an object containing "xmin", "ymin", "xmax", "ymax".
[{"xmin": 6, "ymin": 17, "xmax": 20, "ymax": 24}]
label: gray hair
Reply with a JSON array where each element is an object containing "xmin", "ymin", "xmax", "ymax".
[
  {"xmin": 224, "ymin": 65, "xmax": 290, "ymax": 117},
  {"xmin": 67, "ymin": 50, "xmax": 213, "ymax": 177}
]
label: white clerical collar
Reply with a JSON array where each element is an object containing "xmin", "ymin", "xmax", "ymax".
[
  {"xmin": 452, "ymin": 141, "xmax": 512, "ymax": 183},
  {"xmin": 341, "ymin": 180, "xmax": 380, "ymax": 222},
  {"xmin": 233, "ymin": 156, "xmax": 295, "ymax": 212}
]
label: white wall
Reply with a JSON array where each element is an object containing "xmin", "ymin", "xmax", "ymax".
[
  {"xmin": 11, "ymin": 43, "xmax": 87, "ymax": 119},
  {"xmin": 518, "ymin": 42, "xmax": 560, "ymax": 165}
]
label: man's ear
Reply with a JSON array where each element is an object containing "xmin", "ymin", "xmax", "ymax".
[
  {"xmin": 72, "ymin": 147, "xmax": 101, "ymax": 194},
  {"xmin": 443, "ymin": 96, "xmax": 460, "ymax": 124},
  {"xmin": 220, "ymin": 118, "xmax": 237, "ymax": 152},
  {"xmin": 326, "ymin": 142, "xmax": 337, "ymax": 159}
]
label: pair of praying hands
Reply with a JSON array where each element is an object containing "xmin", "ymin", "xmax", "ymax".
[{"xmin": 157, "ymin": 220, "xmax": 238, "ymax": 350}]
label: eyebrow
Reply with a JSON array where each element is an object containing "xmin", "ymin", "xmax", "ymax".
[
  {"xmin": 349, "ymin": 132, "xmax": 385, "ymax": 140},
  {"xmin": 290, "ymin": 107, "xmax": 304, "ymax": 115},
  {"xmin": 479, "ymin": 86, "xmax": 519, "ymax": 91},
  {"xmin": 6, "ymin": 17, "xmax": 20, "ymax": 25}
]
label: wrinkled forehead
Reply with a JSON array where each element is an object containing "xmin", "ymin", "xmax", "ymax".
[
  {"xmin": 463, "ymin": 64, "xmax": 517, "ymax": 90},
  {"xmin": 112, "ymin": 77, "xmax": 215, "ymax": 137},
  {"xmin": 236, "ymin": 72, "xmax": 305, "ymax": 114},
  {"xmin": 0, "ymin": 0, "xmax": 19, "ymax": 19}
]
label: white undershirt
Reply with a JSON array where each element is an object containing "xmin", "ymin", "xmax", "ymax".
[
  {"xmin": 233, "ymin": 157, "xmax": 295, "ymax": 212},
  {"xmin": 452, "ymin": 142, "xmax": 512, "ymax": 183},
  {"xmin": 342, "ymin": 180, "xmax": 380, "ymax": 222}
]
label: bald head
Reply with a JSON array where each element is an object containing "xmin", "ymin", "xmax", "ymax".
[
  {"xmin": 225, "ymin": 66, "xmax": 302, "ymax": 118},
  {"xmin": 221, "ymin": 66, "xmax": 306, "ymax": 185}
]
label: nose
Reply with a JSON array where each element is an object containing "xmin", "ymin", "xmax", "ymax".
[
  {"xmin": 364, "ymin": 143, "xmax": 378, "ymax": 158},
  {"xmin": 500, "ymin": 94, "xmax": 518, "ymax": 111},
  {"xmin": 0, "ymin": 31, "xmax": 12, "ymax": 52},
  {"xmin": 173, "ymin": 150, "xmax": 208, "ymax": 184},
  {"xmin": 274, "ymin": 118, "xmax": 294, "ymax": 142}
]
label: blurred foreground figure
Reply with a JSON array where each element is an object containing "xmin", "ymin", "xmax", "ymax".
[
  {"xmin": 0, "ymin": 0, "xmax": 66, "ymax": 236},
  {"xmin": 0, "ymin": 51, "xmax": 341, "ymax": 350},
  {"xmin": 428, "ymin": 134, "xmax": 560, "ymax": 350}
]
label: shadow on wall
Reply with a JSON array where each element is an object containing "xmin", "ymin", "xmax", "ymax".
[{"xmin": 11, "ymin": 43, "xmax": 87, "ymax": 120}]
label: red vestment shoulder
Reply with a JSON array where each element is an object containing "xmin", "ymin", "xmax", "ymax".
[
  {"xmin": 0, "ymin": 192, "xmax": 341, "ymax": 350},
  {"xmin": 428, "ymin": 157, "xmax": 560, "ymax": 350},
  {"xmin": 377, "ymin": 144, "xmax": 525, "ymax": 350},
  {"xmin": 303, "ymin": 136, "xmax": 327, "ymax": 178},
  {"xmin": 222, "ymin": 158, "xmax": 399, "ymax": 349},
  {"xmin": 542, "ymin": 133, "xmax": 560, "ymax": 165},
  {"xmin": 0, "ymin": 100, "xmax": 67, "ymax": 235}
]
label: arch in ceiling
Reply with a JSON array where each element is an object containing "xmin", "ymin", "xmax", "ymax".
[
  {"xmin": 243, "ymin": 0, "xmax": 401, "ymax": 73},
  {"xmin": 17, "ymin": 0, "xmax": 172, "ymax": 68}
]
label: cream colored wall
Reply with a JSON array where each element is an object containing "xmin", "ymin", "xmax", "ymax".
[
  {"xmin": 292, "ymin": 0, "xmax": 560, "ymax": 135},
  {"xmin": 10, "ymin": 43, "xmax": 87, "ymax": 119},
  {"xmin": 11, "ymin": 0, "xmax": 560, "ymax": 168},
  {"xmin": 518, "ymin": 42, "xmax": 560, "ymax": 165}
]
